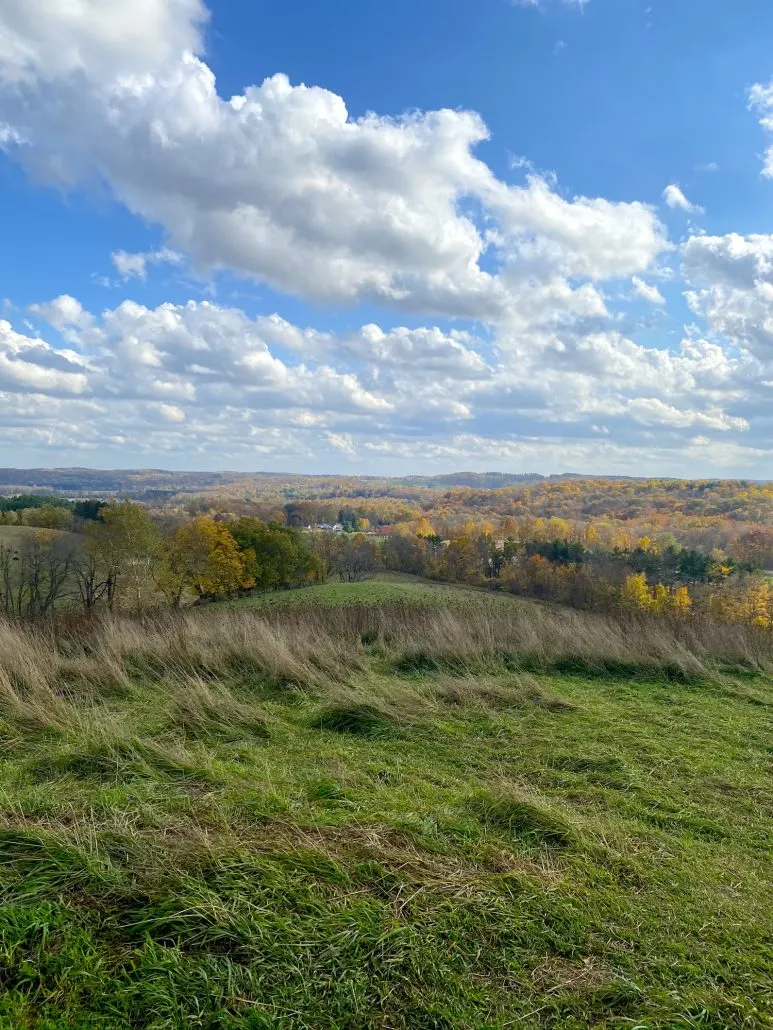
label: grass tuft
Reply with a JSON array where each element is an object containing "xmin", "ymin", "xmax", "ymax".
[
  {"xmin": 550, "ymin": 754, "xmax": 625, "ymax": 774},
  {"xmin": 311, "ymin": 702, "xmax": 396, "ymax": 737},
  {"xmin": 471, "ymin": 790, "xmax": 576, "ymax": 847}
]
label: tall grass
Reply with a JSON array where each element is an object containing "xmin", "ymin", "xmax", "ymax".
[{"xmin": 0, "ymin": 600, "xmax": 770, "ymax": 739}]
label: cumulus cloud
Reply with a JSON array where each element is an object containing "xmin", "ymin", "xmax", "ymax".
[
  {"xmin": 0, "ymin": 0, "xmax": 667, "ymax": 319},
  {"xmin": 631, "ymin": 276, "xmax": 665, "ymax": 305},
  {"xmin": 0, "ymin": 287, "xmax": 764, "ymax": 471},
  {"xmin": 663, "ymin": 184, "xmax": 703, "ymax": 214},
  {"xmin": 0, "ymin": 0, "xmax": 207, "ymax": 84},
  {"xmin": 0, "ymin": 319, "xmax": 88, "ymax": 394},
  {"xmin": 682, "ymin": 233, "xmax": 773, "ymax": 358},
  {"xmin": 343, "ymin": 325, "xmax": 491, "ymax": 377},
  {"xmin": 28, "ymin": 294, "xmax": 93, "ymax": 331},
  {"xmin": 491, "ymin": 176, "xmax": 668, "ymax": 280}
]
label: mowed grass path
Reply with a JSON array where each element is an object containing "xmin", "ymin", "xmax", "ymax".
[{"xmin": 0, "ymin": 583, "xmax": 771, "ymax": 1028}]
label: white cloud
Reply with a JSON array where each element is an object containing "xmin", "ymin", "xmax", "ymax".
[
  {"xmin": 632, "ymin": 276, "xmax": 665, "ymax": 305},
  {"xmin": 0, "ymin": 0, "xmax": 207, "ymax": 84},
  {"xmin": 344, "ymin": 325, "xmax": 491, "ymax": 377},
  {"xmin": 111, "ymin": 247, "xmax": 184, "ymax": 280},
  {"xmin": 251, "ymin": 315, "xmax": 333, "ymax": 361},
  {"xmin": 663, "ymin": 184, "xmax": 703, "ymax": 214},
  {"xmin": 0, "ymin": 287, "xmax": 766, "ymax": 472},
  {"xmin": 511, "ymin": 0, "xmax": 589, "ymax": 8},
  {"xmin": 4, "ymin": 0, "xmax": 773, "ymax": 475},
  {"xmin": 0, "ymin": 319, "xmax": 89, "ymax": 394},
  {"xmin": 682, "ymin": 233, "xmax": 773, "ymax": 358},
  {"xmin": 491, "ymin": 176, "xmax": 668, "ymax": 281},
  {"xmin": 0, "ymin": 1, "xmax": 667, "ymax": 320},
  {"xmin": 157, "ymin": 403, "xmax": 186, "ymax": 422},
  {"xmin": 326, "ymin": 432, "xmax": 357, "ymax": 457},
  {"xmin": 749, "ymin": 80, "xmax": 773, "ymax": 177},
  {"xmin": 29, "ymin": 294, "xmax": 93, "ymax": 331},
  {"xmin": 23, "ymin": 297, "xmax": 397, "ymax": 418},
  {"xmin": 624, "ymin": 397, "xmax": 747, "ymax": 432}
]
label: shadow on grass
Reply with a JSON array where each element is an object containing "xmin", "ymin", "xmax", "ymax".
[
  {"xmin": 393, "ymin": 650, "xmax": 709, "ymax": 685},
  {"xmin": 310, "ymin": 704, "xmax": 397, "ymax": 738},
  {"xmin": 470, "ymin": 791, "xmax": 575, "ymax": 848}
]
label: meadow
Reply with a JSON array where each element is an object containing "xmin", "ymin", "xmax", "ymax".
[
  {"xmin": 228, "ymin": 573, "xmax": 519, "ymax": 610},
  {"xmin": 0, "ymin": 526, "xmax": 77, "ymax": 545},
  {"xmin": 0, "ymin": 578, "xmax": 770, "ymax": 1028}
]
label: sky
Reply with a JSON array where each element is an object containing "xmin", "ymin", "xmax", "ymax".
[{"xmin": 2, "ymin": 1, "xmax": 773, "ymax": 476}]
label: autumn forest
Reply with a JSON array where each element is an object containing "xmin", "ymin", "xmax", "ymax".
[{"xmin": 2, "ymin": 471, "xmax": 773, "ymax": 629}]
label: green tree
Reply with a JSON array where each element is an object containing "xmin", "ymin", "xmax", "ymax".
[
  {"xmin": 22, "ymin": 504, "xmax": 74, "ymax": 531},
  {"xmin": 231, "ymin": 519, "xmax": 322, "ymax": 591}
]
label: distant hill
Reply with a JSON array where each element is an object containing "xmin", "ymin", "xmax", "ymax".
[
  {"xmin": 0, "ymin": 467, "xmax": 565, "ymax": 496},
  {"xmin": 0, "ymin": 468, "xmax": 245, "ymax": 495},
  {"xmin": 0, "ymin": 466, "xmax": 638, "ymax": 500},
  {"xmin": 396, "ymin": 472, "xmax": 547, "ymax": 488}
]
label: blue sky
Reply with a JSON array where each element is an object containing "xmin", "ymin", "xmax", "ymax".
[{"xmin": 2, "ymin": 0, "xmax": 773, "ymax": 475}]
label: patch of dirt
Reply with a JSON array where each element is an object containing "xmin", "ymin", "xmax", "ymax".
[{"xmin": 530, "ymin": 956, "xmax": 614, "ymax": 994}]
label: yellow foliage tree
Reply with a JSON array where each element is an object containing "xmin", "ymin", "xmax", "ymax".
[
  {"xmin": 740, "ymin": 581, "xmax": 773, "ymax": 629},
  {"xmin": 415, "ymin": 517, "xmax": 436, "ymax": 538},
  {"xmin": 583, "ymin": 523, "xmax": 598, "ymax": 548},
  {"xmin": 161, "ymin": 517, "xmax": 255, "ymax": 603},
  {"xmin": 621, "ymin": 572, "xmax": 653, "ymax": 612},
  {"xmin": 651, "ymin": 582, "xmax": 670, "ymax": 614},
  {"xmin": 669, "ymin": 585, "xmax": 692, "ymax": 617}
]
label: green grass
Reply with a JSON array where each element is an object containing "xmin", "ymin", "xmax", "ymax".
[
  {"xmin": 228, "ymin": 572, "xmax": 519, "ymax": 610},
  {"xmin": 0, "ymin": 600, "xmax": 771, "ymax": 1028}
]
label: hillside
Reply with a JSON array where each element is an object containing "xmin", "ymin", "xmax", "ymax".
[
  {"xmin": 0, "ymin": 581, "xmax": 770, "ymax": 1028},
  {"xmin": 0, "ymin": 525, "xmax": 79, "ymax": 545},
  {"xmin": 227, "ymin": 572, "xmax": 522, "ymax": 610}
]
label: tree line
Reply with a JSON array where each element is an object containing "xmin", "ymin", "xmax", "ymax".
[
  {"xmin": 3, "ymin": 493, "xmax": 773, "ymax": 629},
  {"xmin": 378, "ymin": 526, "xmax": 773, "ymax": 629},
  {"xmin": 0, "ymin": 503, "xmax": 327, "ymax": 617},
  {"xmin": 0, "ymin": 500, "xmax": 387, "ymax": 618}
]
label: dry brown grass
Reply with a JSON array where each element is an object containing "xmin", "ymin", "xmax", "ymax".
[{"xmin": 0, "ymin": 600, "xmax": 771, "ymax": 741}]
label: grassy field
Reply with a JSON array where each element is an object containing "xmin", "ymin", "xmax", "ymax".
[
  {"xmin": 0, "ymin": 588, "xmax": 771, "ymax": 1028},
  {"xmin": 228, "ymin": 573, "xmax": 519, "ymax": 610},
  {"xmin": 0, "ymin": 525, "xmax": 78, "ymax": 545}
]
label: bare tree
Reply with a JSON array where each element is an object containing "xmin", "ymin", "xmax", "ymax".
[
  {"xmin": 332, "ymin": 535, "xmax": 379, "ymax": 583},
  {"xmin": 0, "ymin": 537, "xmax": 74, "ymax": 618},
  {"xmin": 85, "ymin": 502, "xmax": 161, "ymax": 611},
  {"xmin": 71, "ymin": 551, "xmax": 115, "ymax": 610}
]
